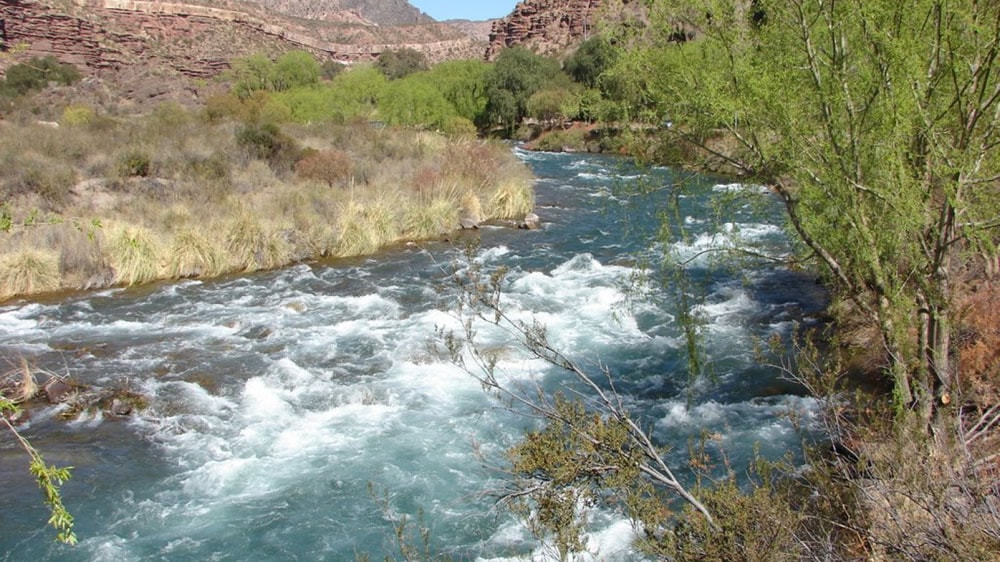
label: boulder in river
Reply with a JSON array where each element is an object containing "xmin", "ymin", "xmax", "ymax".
[
  {"xmin": 43, "ymin": 378, "xmax": 75, "ymax": 404},
  {"xmin": 518, "ymin": 213, "xmax": 541, "ymax": 230}
]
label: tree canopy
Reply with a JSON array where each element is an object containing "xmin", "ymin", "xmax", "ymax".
[{"xmin": 627, "ymin": 0, "xmax": 1000, "ymax": 424}]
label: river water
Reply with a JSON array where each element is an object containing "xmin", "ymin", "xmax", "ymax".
[{"xmin": 0, "ymin": 149, "xmax": 827, "ymax": 561}]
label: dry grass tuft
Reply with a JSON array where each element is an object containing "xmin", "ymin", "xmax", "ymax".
[
  {"xmin": 335, "ymin": 198, "xmax": 400, "ymax": 257},
  {"xmin": 224, "ymin": 210, "xmax": 289, "ymax": 272},
  {"xmin": 0, "ymin": 249, "xmax": 60, "ymax": 299},
  {"xmin": 486, "ymin": 178, "xmax": 535, "ymax": 220},
  {"xmin": 404, "ymin": 196, "xmax": 459, "ymax": 239},
  {"xmin": 106, "ymin": 225, "xmax": 160, "ymax": 286},
  {"xmin": 166, "ymin": 229, "xmax": 227, "ymax": 279}
]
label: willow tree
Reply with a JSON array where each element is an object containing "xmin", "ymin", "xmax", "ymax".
[{"xmin": 628, "ymin": 0, "xmax": 1000, "ymax": 425}]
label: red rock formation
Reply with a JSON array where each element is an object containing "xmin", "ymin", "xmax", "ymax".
[
  {"xmin": 485, "ymin": 0, "xmax": 639, "ymax": 60},
  {"xmin": 0, "ymin": 0, "xmax": 483, "ymax": 81}
]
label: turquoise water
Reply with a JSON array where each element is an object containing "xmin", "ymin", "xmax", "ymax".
[{"xmin": 0, "ymin": 149, "xmax": 826, "ymax": 561}]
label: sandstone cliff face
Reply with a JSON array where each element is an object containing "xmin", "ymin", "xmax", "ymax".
[
  {"xmin": 0, "ymin": 0, "xmax": 482, "ymax": 82},
  {"xmin": 485, "ymin": 0, "xmax": 639, "ymax": 60}
]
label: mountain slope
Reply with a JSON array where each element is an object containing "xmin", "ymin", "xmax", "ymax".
[{"xmin": 241, "ymin": 0, "xmax": 433, "ymax": 26}]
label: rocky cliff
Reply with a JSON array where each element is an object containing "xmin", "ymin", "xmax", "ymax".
[
  {"xmin": 485, "ymin": 0, "xmax": 640, "ymax": 60},
  {"xmin": 242, "ymin": 0, "xmax": 432, "ymax": 26},
  {"xmin": 0, "ymin": 0, "xmax": 482, "ymax": 82}
]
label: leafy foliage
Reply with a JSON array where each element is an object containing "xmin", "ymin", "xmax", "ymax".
[
  {"xmin": 482, "ymin": 47, "xmax": 570, "ymax": 133},
  {"xmin": 0, "ymin": 55, "xmax": 80, "ymax": 97},
  {"xmin": 376, "ymin": 48, "xmax": 429, "ymax": 80},
  {"xmin": 1, "ymin": 392, "xmax": 76, "ymax": 545},
  {"xmin": 230, "ymin": 50, "xmax": 320, "ymax": 98},
  {"xmin": 564, "ymin": 35, "xmax": 619, "ymax": 89},
  {"xmin": 624, "ymin": 0, "xmax": 1000, "ymax": 423}
]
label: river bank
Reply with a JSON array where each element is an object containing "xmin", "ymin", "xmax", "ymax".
[{"xmin": 0, "ymin": 108, "xmax": 535, "ymax": 303}]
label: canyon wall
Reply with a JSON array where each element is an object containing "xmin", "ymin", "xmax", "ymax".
[{"xmin": 0, "ymin": 0, "xmax": 481, "ymax": 80}]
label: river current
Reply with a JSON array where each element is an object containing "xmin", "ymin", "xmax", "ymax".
[{"xmin": 0, "ymin": 149, "xmax": 827, "ymax": 561}]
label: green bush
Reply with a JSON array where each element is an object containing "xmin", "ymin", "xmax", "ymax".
[
  {"xmin": 61, "ymin": 104, "xmax": 95, "ymax": 127},
  {"xmin": 376, "ymin": 48, "xmax": 429, "ymax": 80},
  {"xmin": 235, "ymin": 122, "xmax": 301, "ymax": 173},
  {"xmin": 117, "ymin": 151, "xmax": 152, "ymax": 178},
  {"xmin": 2, "ymin": 56, "xmax": 81, "ymax": 96}
]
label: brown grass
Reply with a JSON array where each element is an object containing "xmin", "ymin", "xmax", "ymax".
[{"xmin": 0, "ymin": 106, "xmax": 535, "ymax": 301}]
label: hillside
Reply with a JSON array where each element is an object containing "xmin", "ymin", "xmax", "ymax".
[
  {"xmin": 0, "ymin": 0, "xmax": 483, "ymax": 105},
  {"xmin": 242, "ymin": 0, "xmax": 432, "ymax": 26}
]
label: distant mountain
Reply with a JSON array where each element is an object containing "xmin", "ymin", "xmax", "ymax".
[
  {"xmin": 444, "ymin": 19, "xmax": 497, "ymax": 43},
  {"xmin": 241, "ymin": 0, "xmax": 433, "ymax": 26},
  {"xmin": 0, "ymin": 0, "xmax": 480, "ymax": 76}
]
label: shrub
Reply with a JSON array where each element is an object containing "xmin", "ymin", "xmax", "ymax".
[
  {"xmin": 116, "ymin": 151, "xmax": 152, "ymax": 178},
  {"xmin": 21, "ymin": 164, "xmax": 77, "ymax": 208},
  {"xmin": 61, "ymin": 104, "xmax": 95, "ymax": 127},
  {"xmin": 2, "ymin": 56, "xmax": 81, "ymax": 96},
  {"xmin": 531, "ymin": 128, "xmax": 588, "ymax": 152},
  {"xmin": 376, "ymin": 48, "xmax": 429, "ymax": 80},
  {"xmin": 441, "ymin": 116, "xmax": 477, "ymax": 138},
  {"xmin": 235, "ymin": 122, "xmax": 301, "ymax": 173},
  {"xmin": 294, "ymin": 149, "xmax": 353, "ymax": 187},
  {"xmin": 0, "ymin": 249, "xmax": 60, "ymax": 300},
  {"xmin": 321, "ymin": 60, "xmax": 345, "ymax": 80}
]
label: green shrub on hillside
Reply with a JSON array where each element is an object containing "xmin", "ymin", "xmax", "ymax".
[
  {"xmin": 116, "ymin": 151, "xmax": 152, "ymax": 178},
  {"xmin": 1, "ymin": 56, "xmax": 81, "ymax": 97},
  {"xmin": 235, "ymin": 123, "xmax": 302, "ymax": 173},
  {"xmin": 61, "ymin": 104, "xmax": 95, "ymax": 127},
  {"xmin": 376, "ymin": 48, "xmax": 428, "ymax": 80}
]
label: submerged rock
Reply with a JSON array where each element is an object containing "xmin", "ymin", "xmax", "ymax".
[
  {"xmin": 518, "ymin": 213, "xmax": 541, "ymax": 230},
  {"xmin": 43, "ymin": 379, "xmax": 74, "ymax": 404}
]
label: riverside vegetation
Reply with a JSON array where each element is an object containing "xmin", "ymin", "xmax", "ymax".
[
  {"xmin": 0, "ymin": 58, "xmax": 534, "ymax": 301},
  {"xmin": 463, "ymin": 1, "xmax": 1000, "ymax": 560},
  {"xmin": 5, "ymin": 2, "xmax": 1000, "ymax": 557}
]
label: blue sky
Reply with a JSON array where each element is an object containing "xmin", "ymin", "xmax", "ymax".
[{"xmin": 410, "ymin": 0, "xmax": 521, "ymax": 21}]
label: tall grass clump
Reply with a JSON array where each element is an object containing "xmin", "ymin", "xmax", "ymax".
[
  {"xmin": 486, "ymin": 178, "xmax": 535, "ymax": 220},
  {"xmin": 335, "ymin": 199, "xmax": 400, "ymax": 257},
  {"xmin": 106, "ymin": 225, "xmax": 160, "ymax": 286},
  {"xmin": 0, "ymin": 249, "xmax": 60, "ymax": 300},
  {"xmin": 224, "ymin": 210, "xmax": 289, "ymax": 272},
  {"xmin": 403, "ymin": 196, "xmax": 460, "ymax": 239},
  {"xmin": 165, "ymin": 229, "xmax": 226, "ymax": 279}
]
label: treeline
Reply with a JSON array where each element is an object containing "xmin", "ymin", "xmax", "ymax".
[{"xmin": 214, "ymin": 43, "xmax": 621, "ymax": 138}]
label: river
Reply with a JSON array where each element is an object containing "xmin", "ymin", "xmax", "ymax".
[{"xmin": 0, "ymin": 148, "xmax": 827, "ymax": 561}]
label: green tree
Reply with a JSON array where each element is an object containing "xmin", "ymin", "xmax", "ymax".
[
  {"xmin": 380, "ymin": 77, "xmax": 455, "ymax": 129},
  {"xmin": 422, "ymin": 60, "xmax": 489, "ymax": 123},
  {"xmin": 230, "ymin": 53, "xmax": 275, "ymax": 99},
  {"xmin": 482, "ymin": 47, "xmax": 569, "ymax": 134},
  {"xmin": 564, "ymin": 35, "xmax": 619, "ymax": 89},
  {"xmin": 270, "ymin": 50, "xmax": 320, "ymax": 91},
  {"xmin": 375, "ymin": 48, "xmax": 429, "ymax": 80},
  {"xmin": 629, "ymin": 0, "xmax": 1000, "ymax": 426}
]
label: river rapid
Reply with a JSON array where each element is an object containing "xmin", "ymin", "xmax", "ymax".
[{"xmin": 0, "ymin": 149, "xmax": 827, "ymax": 561}]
